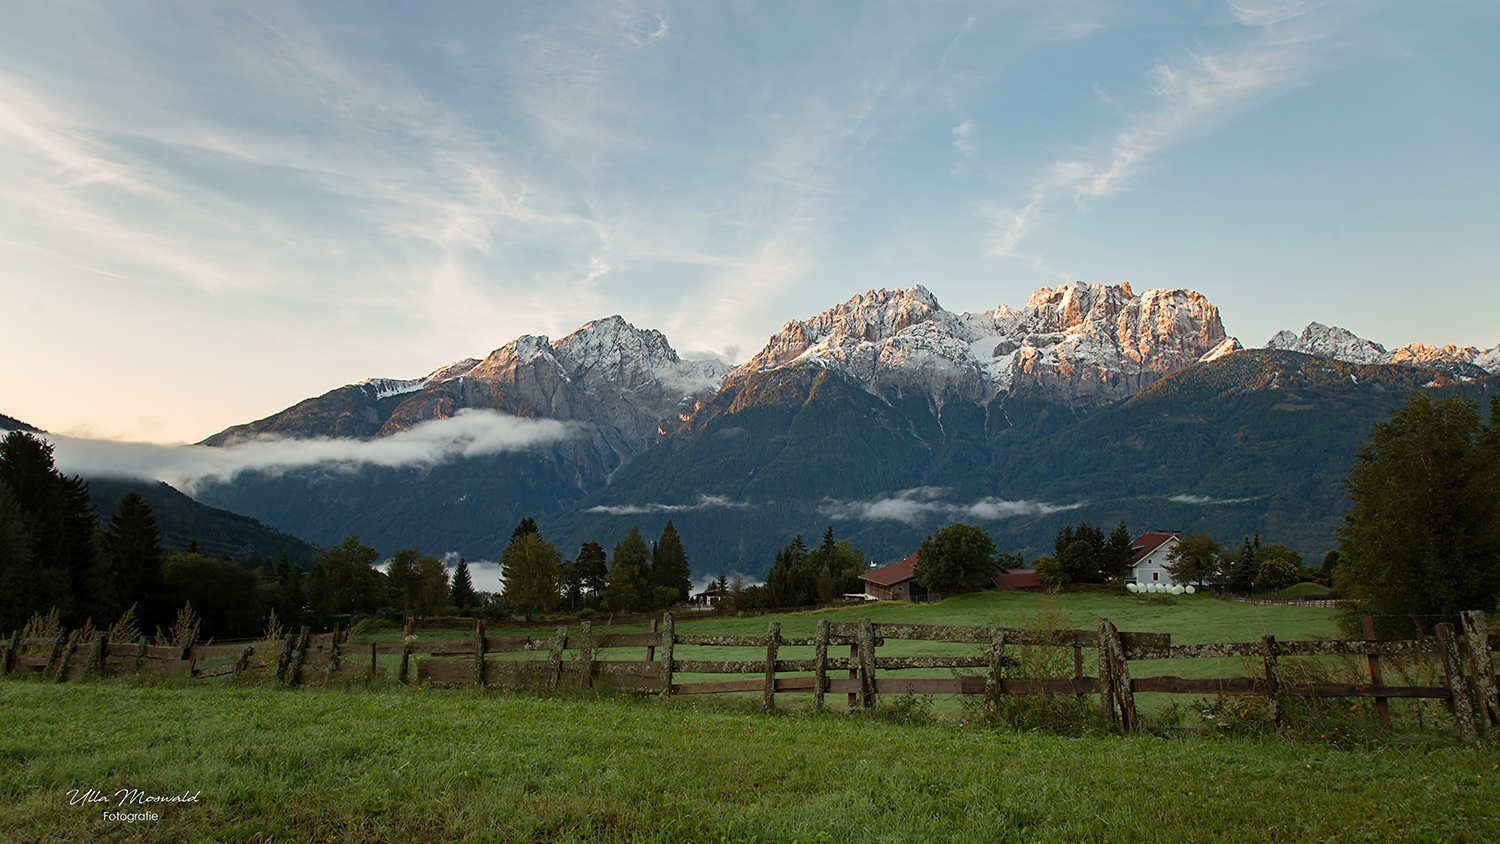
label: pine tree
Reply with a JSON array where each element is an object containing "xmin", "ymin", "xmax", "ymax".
[
  {"xmin": 450, "ymin": 558, "xmax": 478, "ymax": 612},
  {"xmin": 386, "ymin": 547, "xmax": 421, "ymax": 618},
  {"xmin": 511, "ymin": 517, "xmax": 539, "ymax": 542},
  {"xmin": 650, "ymin": 520, "xmax": 691, "ymax": 608},
  {"xmin": 104, "ymin": 491, "xmax": 167, "ymax": 631},
  {"xmin": 603, "ymin": 527, "xmax": 651, "ymax": 613},
  {"xmin": 0, "ymin": 431, "xmax": 110, "ymax": 627},
  {"xmin": 274, "ymin": 551, "xmax": 305, "ymax": 627},
  {"xmin": 575, "ymin": 541, "xmax": 608, "ymax": 600}
]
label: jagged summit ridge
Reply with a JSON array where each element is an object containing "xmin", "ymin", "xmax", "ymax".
[
  {"xmin": 1266, "ymin": 322, "xmax": 1499, "ymax": 376},
  {"xmin": 720, "ymin": 282, "xmax": 1233, "ymax": 410},
  {"xmin": 205, "ymin": 316, "xmax": 728, "ymax": 449}
]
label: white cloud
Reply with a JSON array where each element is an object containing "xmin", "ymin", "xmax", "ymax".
[
  {"xmin": 952, "ymin": 119, "xmax": 976, "ymax": 157},
  {"xmin": 1169, "ymin": 494, "xmax": 1214, "ymax": 504},
  {"xmin": 39, "ymin": 409, "xmax": 579, "ymax": 493},
  {"xmin": 820, "ymin": 487, "xmax": 1084, "ymax": 525},
  {"xmin": 586, "ymin": 494, "xmax": 752, "ymax": 516},
  {"xmin": 986, "ymin": 0, "xmax": 1336, "ymax": 258}
]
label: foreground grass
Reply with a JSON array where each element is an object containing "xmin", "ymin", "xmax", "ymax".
[{"xmin": 3, "ymin": 679, "xmax": 1497, "ymax": 843}]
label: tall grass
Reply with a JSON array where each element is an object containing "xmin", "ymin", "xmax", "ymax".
[{"xmin": 1, "ymin": 680, "xmax": 1495, "ymax": 843}]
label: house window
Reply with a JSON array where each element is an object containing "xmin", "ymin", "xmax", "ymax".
[{"xmin": 1152, "ymin": 572, "xmax": 1159, "ymax": 581}]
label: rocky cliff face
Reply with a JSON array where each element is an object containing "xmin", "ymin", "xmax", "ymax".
[
  {"xmin": 204, "ymin": 316, "xmax": 728, "ymax": 458},
  {"xmin": 1266, "ymin": 322, "xmax": 1498, "ymax": 377},
  {"xmin": 688, "ymin": 282, "xmax": 1232, "ymax": 427}
]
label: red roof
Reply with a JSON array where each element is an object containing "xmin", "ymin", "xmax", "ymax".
[
  {"xmin": 1128, "ymin": 532, "xmax": 1177, "ymax": 565},
  {"xmin": 991, "ymin": 570, "xmax": 1040, "ymax": 590},
  {"xmin": 860, "ymin": 553, "xmax": 918, "ymax": 586}
]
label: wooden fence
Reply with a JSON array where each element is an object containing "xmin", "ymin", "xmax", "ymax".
[
  {"xmin": 1, "ymin": 625, "xmax": 349, "ymax": 684},
  {"xmin": 8, "ymin": 612, "xmax": 1499, "ymax": 742},
  {"xmin": 406, "ymin": 611, "xmax": 1500, "ymax": 741}
]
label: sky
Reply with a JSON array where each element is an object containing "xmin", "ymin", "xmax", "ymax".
[{"xmin": 3, "ymin": 0, "xmax": 1498, "ymax": 445}]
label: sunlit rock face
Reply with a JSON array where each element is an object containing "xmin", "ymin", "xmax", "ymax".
[
  {"xmin": 706, "ymin": 281, "xmax": 1233, "ymax": 416},
  {"xmin": 1266, "ymin": 322, "xmax": 1498, "ymax": 378},
  {"xmin": 205, "ymin": 316, "xmax": 729, "ymax": 458}
]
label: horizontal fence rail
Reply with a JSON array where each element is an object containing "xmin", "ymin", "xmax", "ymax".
[{"xmin": 8, "ymin": 610, "xmax": 1499, "ymax": 742}]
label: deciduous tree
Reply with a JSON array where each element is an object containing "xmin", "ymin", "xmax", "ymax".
[
  {"xmin": 603, "ymin": 527, "xmax": 650, "ymax": 613},
  {"xmin": 914, "ymin": 523, "xmax": 996, "ymax": 592},
  {"xmin": 1337, "ymin": 394, "xmax": 1500, "ymax": 636},
  {"xmin": 1164, "ymin": 533, "xmax": 1221, "ymax": 587},
  {"xmin": 501, "ymin": 532, "xmax": 562, "ymax": 619}
]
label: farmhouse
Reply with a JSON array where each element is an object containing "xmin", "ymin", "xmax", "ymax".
[
  {"xmin": 860, "ymin": 553, "xmax": 1041, "ymax": 600},
  {"xmin": 859, "ymin": 553, "xmax": 926, "ymax": 601},
  {"xmin": 1127, "ymin": 531, "xmax": 1181, "ymax": 586}
]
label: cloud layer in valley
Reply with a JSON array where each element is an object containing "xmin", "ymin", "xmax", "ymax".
[
  {"xmin": 820, "ymin": 487, "xmax": 1084, "ymax": 525},
  {"xmin": 33, "ymin": 410, "xmax": 578, "ymax": 493},
  {"xmin": 587, "ymin": 494, "xmax": 753, "ymax": 517}
]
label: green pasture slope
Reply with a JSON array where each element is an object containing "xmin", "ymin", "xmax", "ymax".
[{"xmin": 3, "ymin": 593, "xmax": 1498, "ymax": 843}]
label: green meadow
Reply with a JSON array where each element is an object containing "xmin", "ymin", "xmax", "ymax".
[{"xmin": 4, "ymin": 592, "xmax": 1497, "ymax": 843}]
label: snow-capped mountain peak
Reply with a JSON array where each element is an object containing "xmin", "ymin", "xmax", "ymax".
[{"xmin": 1265, "ymin": 322, "xmax": 1498, "ymax": 375}]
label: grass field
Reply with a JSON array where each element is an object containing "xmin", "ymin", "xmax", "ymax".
[{"xmin": 4, "ymin": 592, "xmax": 1494, "ymax": 843}]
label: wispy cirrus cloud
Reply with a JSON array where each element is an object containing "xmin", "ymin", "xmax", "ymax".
[
  {"xmin": 986, "ymin": 0, "xmax": 1340, "ymax": 259},
  {"xmin": 820, "ymin": 487, "xmax": 1084, "ymax": 525}
]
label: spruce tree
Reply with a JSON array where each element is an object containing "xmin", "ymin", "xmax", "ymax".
[
  {"xmin": 575, "ymin": 541, "xmax": 608, "ymax": 600},
  {"xmin": 511, "ymin": 517, "xmax": 539, "ymax": 541},
  {"xmin": 603, "ymin": 527, "xmax": 651, "ymax": 613},
  {"xmin": 450, "ymin": 558, "xmax": 478, "ymax": 612},
  {"xmin": 104, "ymin": 491, "xmax": 167, "ymax": 631},
  {"xmin": 650, "ymin": 520, "xmax": 691, "ymax": 607},
  {"xmin": 0, "ymin": 431, "xmax": 110, "ymax": 627}
]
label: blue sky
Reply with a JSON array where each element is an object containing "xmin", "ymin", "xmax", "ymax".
[{"xmin": 3, "ymin": 0, "xmax": 1497, "ymax": 443}]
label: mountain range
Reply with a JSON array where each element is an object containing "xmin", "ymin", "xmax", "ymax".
[
  {"xmin": 2, "ymin": 284, "xmax": 1478, "ymax": 578},
  {"xmin": 168, "ymin": 282, "xmax": 1497, "ymax": 577}
]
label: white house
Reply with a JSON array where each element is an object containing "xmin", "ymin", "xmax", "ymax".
[{"xmin": 1127, "ymin": 531, "xmax": 1181, "ymax": 586}]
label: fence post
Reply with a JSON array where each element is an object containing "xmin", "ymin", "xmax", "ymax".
[
  {"xmin": 1260, "ymin": 634, "xmax": 1282, "ymax": 729},
  {"xmin": 42, "ymin": 628, "xmax": 67, "ymax": 681},
  {"xmin": 858, "ymin": 618, "xmax": 876, "ymax": 709},
  {"xmin": 235, "ymin": 645, "xmax": 254, "ymax": 676},
  {"xmin": 1097, "ymin": 620, "xmax": 1115, "ymax": 728},
  {"xmin": 287, "ymin": 626, "xmax": 310, "ymax": 686},
  {"xmin": 1435, "ymin": 623, "xmax": 1479, "ymax": 743},
  {"xmin": 1460, "ymin": 610, "xmax": 1498, "ymax": 730},
  {"xmin": 646, "ymin": 618, "xmax": 657, "ymax": 664},
  {"xmin": 658, "ymin": 613, "xmax": 675, "ymax": 699},
  {"xmin": 812, "ymin": 619, "xmax": 830, "ymax": 710},
  {"xmin": 368, "ymin": 641, "xmax": 378, "ymax": 679},
  {"xmin": 580, "ymin": 621, "xmax": 593, "ymax": 687},
  {"xmin": 763, "ymin": 621, "xmax": 781, "ymax": 712},
  {"xmin": 2, "ymin": 630, "xmax": 17, "ymax": 675},
  {"xmin": 473, "ymin": 621, "xmax": 487, "ymax": 687},
  {"xmin": 85, "ymin": 631, "xmax": 106, "ymax": 678},
  {"xmin": 1360, "ymin": 616, "xmax": 1392, "ymax": 728},
  {"xmin": 325, "ymin": 623, "xmax": 342, "ymax": 683},
  {"xmin": 985, "ymin": 629, "xmax": 1007, "ymax": 715},
  {"xmin": 54, "ymin": 630, "xmax": 80, "ymax": 683},
  {"xmin": 274, "ymin": 632, "xmax": 295, "ymax": 683},
  {"xmin": 133, "ymin": 636, "xmax": 147, "ymax": 674},
  {"xmin": 399, "ymin": 638, "xmax": 412, "ymax": 685},
  {"xmin": 1101, "ymin": 620, "xmax": 1137, "ymax": 732},
  {"xmin": 550, "ymin": 625, "xmax": 568, "ymax": 689}
]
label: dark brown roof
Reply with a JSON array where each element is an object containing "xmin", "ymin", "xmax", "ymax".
[
  {"xmin": 991, "ymin": 570, "xmax": 1040, "ymax": 590},
  {"xmin": 859, "ymin": 553, "xmax": 918, "ymax": 586},
  {"xmin": 1128, "ymin": 532, "xmax": 1176, "ymax": 565}
]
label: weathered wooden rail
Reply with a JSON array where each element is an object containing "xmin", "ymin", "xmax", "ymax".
[
  {"xmin": 2, "ymin": 626, "xmax": 348, "ymax": 684},
  {"xmin": 9, "ymin": 610, "xmax": 1499, "ymax": 741},
  {"xmin": 403, "ymin": 611, "xmax": 1500, "ymax": 741}
]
